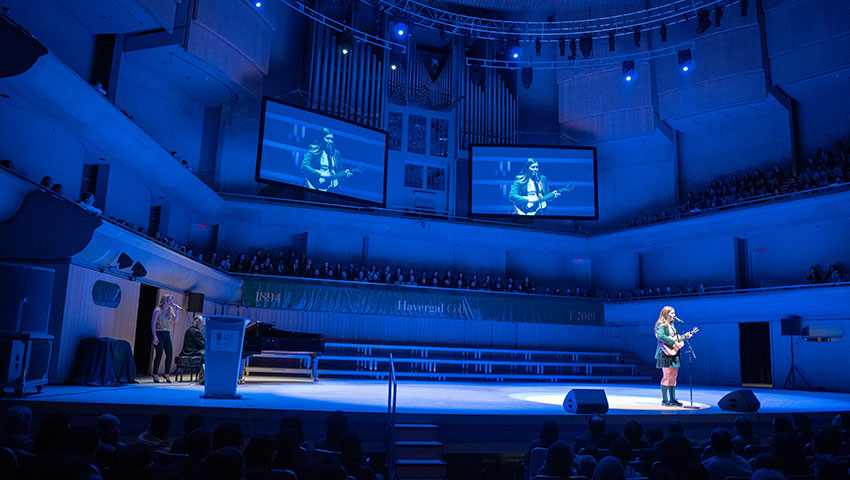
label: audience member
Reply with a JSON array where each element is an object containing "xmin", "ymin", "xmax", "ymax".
[
  {"xmin": 315, "ymin": 410, "xmax": 348, "ymax": 452},
  {"xmin": 535, "ymin": 440, "xmax": 576, "ymax": 479},
  {"xmin": 170, "ymin": 413, "xmax": 205, "ymax": 455},
  {"xmin": 51, "ymin": 183, "xmax": 64, "ymax": 194},
  {"xmin": 138, "ymin": 413, "xmax": 172, "ymax": 452},
  {"xmin": 701, "ymin": 428, "xmax": 751, "ymax": 480},
  {"xmin": 78, "ymin": 192, "xmax": 103, "ymax": 215},
  {"xmin": 574, "ymin": 415, "xmax": 616, "ymax": 452},
  {"xmin": 213, "ymin": 421, "xmax": 245, "ymax": 451},
  {"xmin": 339, "ymin": 429, "xmax": 377, "ymax": 480},
  {"xmin": 592, "ymin": 455, "xmax": 626, "ymax": 480},
  {"xmin": 204, "ymin": 446, "xmax": 245, "ymax": 480},
  {"xmin": 177, "ymin": 428, "xmax": 213, "ymax": 480},
  {"xmin": 40, "ymin": 176, "xmax": 55, "ymax": 188},
  {"xmin": 0, "ymin": 405, "xmax": 34, "ymax": 451}
]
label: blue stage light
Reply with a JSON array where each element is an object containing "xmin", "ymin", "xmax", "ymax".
[
  {"xmin": 394, "ymin": 22, "xmax": 408, "ymax": 38},
  {"xmin": 509, "ymin": 46, "xmax": 523, "ymax": 59},
  {"xmin": 622, "ymin": 60, "xmax": 635, "ymax": 82},
  {"xmin": 255, "ymin": 2, "xmax": 261, "ymax": 7},
  {"xmin": 678, "ymin": 49, "xmax": 693, "ymax": 72}
]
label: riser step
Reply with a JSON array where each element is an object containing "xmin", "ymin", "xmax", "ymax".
[
  {"xmin": 395, "ymin": 424, "xmax": 440, "ymax": 442},
  {"xmin": 396, "ymin": 460, "xmax": 447, "ymax": 479},
  {"xmin": 395, "ymin": 441, "xmax": 444, "ymax": 459}
]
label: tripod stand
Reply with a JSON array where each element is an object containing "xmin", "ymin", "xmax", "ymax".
[{"xmin": 782, "ymin": 334, "xmax": 810, "ymax": 390}]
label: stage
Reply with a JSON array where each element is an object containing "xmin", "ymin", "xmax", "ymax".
[{"xmin": 4, "ymin": 379, "xmax": 849, "ymax": 453}]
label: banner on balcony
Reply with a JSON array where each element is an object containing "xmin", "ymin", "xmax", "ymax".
[{"xmin": 242, "ymin": 277, "xmax": 603, "ymax": 325}]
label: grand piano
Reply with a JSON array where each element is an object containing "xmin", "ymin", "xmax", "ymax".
[{"xmin": 242, "ymin": 322, "xmax": 326, "ymax": 382}]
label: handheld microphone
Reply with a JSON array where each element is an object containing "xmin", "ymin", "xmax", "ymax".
[
  {"xmin": 674, "ymin": 316, "xmax": 684, "ymax": 323},
  {"xmin": 173, "ymin": 304, "xmax": 183, "ymax": 310}
]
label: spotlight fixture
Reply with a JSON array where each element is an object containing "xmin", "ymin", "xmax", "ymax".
[
  {"xmin": 579, "ymin": 34, "xmax": 593, "ymax": 59},
  {"xmin": 678, "ymin": 49, "xmax": 693, "ymax": 72},
  {"xmin": 394, "ymin": 22, "xmax": 408, "ymax": 38},
  {"xmin": 117, "ymin": 252, "xmax": 133, "ymax": 270},
  {"xmin": 622, "ymin": 60, "xmax": 635, "ymax": 82},
  {"xmin": 697, "ymin": 9, "xmax": 712, "ymax": 34},
  {"xmin": 338, "ymin": 33, "xmax": 353, "ymax": 55},
  {"xmin": 559, "ymin": 37, "xmax": 566, "ymax": 56},
  {"xmin": 131, "ymin": 261, "xmax": 147, "ymax": 278},
  {"xmin": 633, "ymin": 26, "xmax": 641, "ymax": 47},
  {"xmin": 569, "ymin": 38, "xmax": 577, "ymax": 60},
  {"xmin": 254, "ymin": 1, "xmax": 261, "ymax": 7},
  {"xmin": 740, "ymin": 0, "xmax": 749, "ymax": 16},
  {"xmin": 608, "ymin": 31, "xmax": 615, "ymax": 52},
  {"xmin": 660, "ymin": 22, "xmax": 668, "ymax": 42},
  {"xmin": 509, "ymin": 45, "xmax": 523, "ymax": 60},
  {"xmin": 714, "ymin": 6, "xmax": 723, "ymax": 27},
  {"xmin": 535, "ymin": 37, "xmax": 542, "ymax": 56}
]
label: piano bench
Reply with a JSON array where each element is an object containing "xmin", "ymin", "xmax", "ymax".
[{"xmin": 175, "ymin": 355, "xmax": 203, "ymax": 382}]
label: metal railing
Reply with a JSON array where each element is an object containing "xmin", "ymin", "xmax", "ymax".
[{"xmin": 386, "ymin": 353, "xmax": 398, "ymax": 480}]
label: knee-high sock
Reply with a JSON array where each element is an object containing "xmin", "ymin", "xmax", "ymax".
[
  {"xmin": 661, "ymin": 385, "xmax": 669, "ymax": 402},
  {"xmin": 670, "ymin": 385, "xmax": 678, "ymax": 401}
]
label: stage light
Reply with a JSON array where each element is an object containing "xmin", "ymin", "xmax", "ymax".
[
  {"xmin": 678, "ymin": 49, "xmax": 693, "ymax": 72},
  {"xmin": 740, "ymin": 0, "xmax": 749, "ymax": 16},
  {"xmin": 697, "ymin": 8, "xmax": 712, "ymax": 34},
  {"xmin": 559, "ymin": 37, "xmax": 566, "ymax": 56},
  {"xmin": 660, "ymin": 22, "xmax": 668, "ymax": 42},
  {"xmin": 579, "ymin": 34, "xmax": 593, "ymax": 59},
  {"xmin": 633, "ymin": 26, "xmax": 641, "ymax": 47},
  {"xmin": 255, "ymin": 2, "xmax": 261, "ymax": 7},
  {"xmin": 622, "ymin": 60, "xmax": 635, "ymax": 82},
  {"xmin": 569, "ymin": 38, "xmax": 577, "ymax": 59},
  {"xmin": 509, "ymin": 45, "xmax": 523, "ymax": 59},
  {"xmin": 394, "ymin": 22, "xmax": 407, "ymax": 38},
  {"xmin": 390, "ymin": 63, "xmax": 398, "ymax": 70},
  {"xmin": 535, "ymin": 38, "xmax": 541, "ymax": 56},
  {"xmin": 714, "ymin": 6, "xmax": 723, "ymax": 27},
  {"xmin": 608, "ymin": 31, "xmax": 615, "ymax": 52},
  {"xmin": 339, "ymin": 34, "xmax": 352, "ymax": 55},
  {"xmin": 131, "ymin": 262, "xmax": 147, "ymax": 278},
  {"xmin": 117, "ymin": 252, "xmax": 133, "ymax": 270}
]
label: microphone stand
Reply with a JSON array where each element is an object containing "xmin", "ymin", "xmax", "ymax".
[{"xmin": 682, "ymin": 327, "xmax": 700, "ymax": 409}]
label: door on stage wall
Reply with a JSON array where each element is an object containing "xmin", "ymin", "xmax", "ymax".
[
  {"xmin": 739, "ymin": 322, "xmax": 772, "ymax": 387},
  {"xmin": 133, "ymin": 284, "xmax": 159, "ymax": 375}
]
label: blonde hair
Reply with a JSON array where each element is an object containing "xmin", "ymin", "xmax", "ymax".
[
  {"xmin": 655, "ymin": 306, "xmax": 675, "ymax": 327},
  {"xmin": 157, "ymin": 294, "xmax": 174, "ymax": 309}
]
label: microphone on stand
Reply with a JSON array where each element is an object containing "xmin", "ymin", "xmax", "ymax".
[
  {"xmin": 674, "ymin": 316, "xmax": 684, "ymax": 323},
  {"xmin": 173, "ymin": 304, "xmax": 183, "ymax": 310}
]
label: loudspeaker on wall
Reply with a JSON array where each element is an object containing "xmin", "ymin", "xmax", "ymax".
[
  {"xmin": 717, "ymin": 389, "xmax": 760, "ymax": 412},
  {"xmin": 187, "ymin": 293, "xmax": 205, "ymax": 313},
  {"xmin": 563, "ymin": 388, "xmax": 609, "ymax": 414}
]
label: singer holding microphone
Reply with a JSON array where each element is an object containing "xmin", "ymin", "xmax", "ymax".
[
  {"xmin": 654, "ymin": 306, "xmax": 694, "ymax": 406},
  {"xmin": 151, "ymin": 294, "xmax": 181, "ymax": 383}
]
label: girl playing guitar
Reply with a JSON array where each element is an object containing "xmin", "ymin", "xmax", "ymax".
[{"xmin": 654, "ymin": 306, "xmax": 698, "ymax": 407}]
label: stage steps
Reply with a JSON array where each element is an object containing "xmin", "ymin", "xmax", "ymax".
[
  {"xmin": 313, "ymin": 342, "xmax": 652, "ymax": 383},
  {"xmin": 394, "ymin": 424, "xmax": 446, "ymax": 480}
]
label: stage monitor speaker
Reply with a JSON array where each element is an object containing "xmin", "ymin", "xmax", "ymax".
[
  {"xmin": 187, "ymin": 293, "xmax": 205, "ymax": 312},
  {"xmin": 717, "ymin": 389, "xmax": 760, "ymax": 412},
  {"xmin": 563, "ymin": 388, "xmax": 609, "ymax": 414},
  {"xmin": 781, "ymin": 316, "xmax": 802, "ymax": 336}
]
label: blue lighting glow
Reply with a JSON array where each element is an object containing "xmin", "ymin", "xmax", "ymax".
[
  {"xmin": 509, "ymin": 46, "xmax": 523, "ymax": 59},
  {"xmin": 255, "ymin": 1, "xmax": 261, "ymax": 7},
  {"xmin": 394, "ymin": 22, "xmax": 408, "ymax": 38}
]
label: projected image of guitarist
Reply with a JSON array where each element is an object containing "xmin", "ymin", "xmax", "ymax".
[
  {"xmin": 508, "ymin": 158, "xmax": 574, "ymax": 215},
  {"xmin": 301, "ymin": 128, "xmax": 360, "ymax": 191}
]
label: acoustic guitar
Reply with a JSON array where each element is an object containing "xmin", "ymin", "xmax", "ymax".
[{"xmin": 660, "ymin": 327, "xmax": 699, "ymax": 356}]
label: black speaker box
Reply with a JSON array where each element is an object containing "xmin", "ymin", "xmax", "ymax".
[
  {"xmin": 717, "ymin": 389, "xmax": 760, "ymax": 412},
  {"xmin": 563, "ymin": 388, "xmax": 609, "ymax": 414},
  {"xmin": 781, "ymin": 316, "xmax": 802, "ymax": 336},
  {"xmin": 187, "ymin": 293, "xmax": 205, "ymax": 313}
]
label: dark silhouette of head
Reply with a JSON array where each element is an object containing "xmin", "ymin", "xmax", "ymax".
[{"xmin": 710, "ymin": 428, "xmax": 734, "ymax": 456}]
